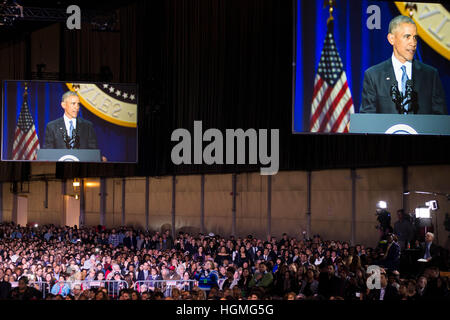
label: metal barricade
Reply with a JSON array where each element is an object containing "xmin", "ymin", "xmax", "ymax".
[
  {"xmin": 134, "ymin": 280, "xmax": 198, "ymax": 297},
  {"xmin": 9, "ymin": 281, "xmax": 50, "ymax": 299},
  {"xmin": 47, "ymin": 280, "xmax": 128, "ymax": 299}
]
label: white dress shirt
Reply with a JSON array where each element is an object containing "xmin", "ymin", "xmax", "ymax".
[
  {"xmin": 63, "ymin": 114, "xmax": 77, "ymax": 136},
  {"xmin": 391, "ymin": 54, "xmax": 412, "ymax": 93}
]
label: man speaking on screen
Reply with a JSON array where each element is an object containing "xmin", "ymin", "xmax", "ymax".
[
  {"xmin": 360, "ymin": 15, "xmax": 447, "ymax": 115},
  {"xmin": 43, "ymin": 91, "xmax": 98, "ymax": 149}
]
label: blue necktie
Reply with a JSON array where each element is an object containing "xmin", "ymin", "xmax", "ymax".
[
  {"xmin": 68, "ymin": 120, "xmax": 74, "ymax": 147},
  {"xmin": 401, "ymin": 65, "xmax": 409, "ymax": 113},
  {"xmin": 424, "ymin": 244, "xmax": 430, "ymax": 259}
]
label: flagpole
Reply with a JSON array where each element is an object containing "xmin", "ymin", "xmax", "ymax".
[
  {"xmin": 324, "ymin": 0, "xmax": 335, "ymax": 25},
  {"xmin": 24, "ymin": 82, "xmax": 28, "ymax": 99}
]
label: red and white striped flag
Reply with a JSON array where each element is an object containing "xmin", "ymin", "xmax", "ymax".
[
  {"xmin": 310, "ymin": 21, "xmax": 354, "ymax": 133},
  {"xmin": 12, "ymin": 87, "xmax": 40, "ymax": 160}
]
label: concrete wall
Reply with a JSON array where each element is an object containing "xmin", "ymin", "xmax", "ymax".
[{"xmin": 1, "ymin": 165, "xmax": 449, "ymax": 247}]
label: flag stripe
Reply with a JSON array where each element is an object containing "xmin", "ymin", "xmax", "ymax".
[
  {"xmin": 310, "ymin": 84, "xmax": 333, "ymax": 130},
  {"xmin": 20, "ymin": 130, "xmax": 38, "ymax": 159},
  {"xmin": 332, "ymin": 95, "xmax": 354, "ymax": 133},
  {"xmin": 331, "ymin": 98, "xmax": 353, "ymax": 132},
  {"xmin": 318, "ymin": 82, "xmax": 349, "ymax": 132},
  {"xmin": 16, "ymin": 130, "xmax": 35, "ymax": 159}
]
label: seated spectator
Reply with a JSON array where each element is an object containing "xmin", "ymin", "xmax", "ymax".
[
  {"xmin": 249, "ymin": 262, "xmax": 273, "ymax": 292},
  {"xmin": 300, "ymin": 268, "xmax": 319, "ymax": 297},
  {"xmin": 366, "ymin": 272, "xmax": 400, "ymax": 301},
  {"xmin": 50, "ymin": 275, "xmax": 71, "ymax": 297},
  {"xmin": 416, "ymin": 276, "xmax": 428, "ymax": 299},
  {"xmin": 10, "ymin": 277, "xmax": 41, "ymax": 300},
  {"xmin": 318, "ymin": 264, "xmax": 340, "ymax": 299},
  {"xmin": 0, "ymin": 274, "xmax": 12, "ymax": 299}
]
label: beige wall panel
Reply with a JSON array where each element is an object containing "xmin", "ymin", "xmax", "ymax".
[
  {"xmin": 104, "ymin": 179, "xmax": 115, "ymax": 228},
  {"xmin": 124, "ymin": 213, "xmax": 146, "ymax": 229},
  {"xmin": 313, "ymin": 220, "xmax": 352, "ymax": 242},
  {"xmin": 204, "ymin": 174, "xmax": 232, "ymax": 236},
  {"xmin": 312, "ymin": 169, "xmax": 352, "ymax": 191},
  {"xmin": 175, "ymin": 175, "xmax": 202, "ymax": 234},
  {"xmin": 272, "ymin": 171, "xmax": 308, "ymax": 191},
  {"xmin": 124, "ymin": 179, "xmax": 145, "ymax": 214},
  {"xmin": 85, "ymin": 213, "xmax": 99, "ymax": 227},
  {"xmin": 84, "ymin": 178, "xmax": 100, "ymax": 213},
  {"xmin": 176, "ymin": 175, "xmax": 201, "ymax": 192},
  {"xmin": 27, "ymin": 181, "xmax": 63, "ymax": 226},
  {"xmin": 272, "ymin": 171, "xmax": 307, "ymax": 239},
  {"xmin": 149, "ymin": 177, "xmax": 172, "ymax": 231},
  {"xmin": 124, "ymin": 179, "xmax": 146, "ymax": 227},
  {"xmin": 84, "ymin": 178, "xmax": 100, "ymax": 226},
  {"xmin": 236, "ymin": 173, "xmax": 265, "ymax": 238},
  {"xmin": 272, "ymin": 191, "xmax": 308, "ymax": 239},
  {"xmin": 2, "ymin": 183, "xmax": 13, "ymax": 222},
  {"xmin": 237, "ymin": 173, "xmax": 267, "ymax": 192},
  {"xmin": 311, "ymin": 169, "xmax": 351, "ymax": 240},
  {"xmin": 357, "ymin": 167, "xmax": 403, "ymax": 191},
  {"xmin": 271, "ymin": 169, "xmax": 308, "ymax": 238}
]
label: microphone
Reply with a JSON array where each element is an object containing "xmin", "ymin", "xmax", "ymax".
[
  {"xmin": 63, "ymin": 131, "xmax": 72, "ymax": 149},
  {"xmin": 404, "ymin": 80, "xmax": 416, "ymax": 114},
  {"xmin": 390, "ymin": 81, "xmax": 402, "ymax": 114},
  {"xmin": 62, "ymin": 129, "xmax": 78, "ymax": 149}
]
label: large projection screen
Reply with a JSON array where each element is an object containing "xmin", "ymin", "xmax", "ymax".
[
  {"xmin": 292, "ymin": 0, "xmax": 449, "ymax": 135},
  {"xmin": 2, "ymin": 80, "xmax": 138, "ymax": 163}
]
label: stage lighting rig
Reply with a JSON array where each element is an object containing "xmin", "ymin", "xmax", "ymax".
[{"xmin": 0, "ymin": 0, "xmax": 23, "ymax": 26}]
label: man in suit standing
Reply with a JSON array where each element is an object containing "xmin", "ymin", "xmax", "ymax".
[
  {"xmin": 43, "ymin": 91, "xmax": 98, "ymax": 149},
  {"xmin": 360, "ymin": 15, "xmax": 446, "ymax": 115},
  {"xmin": 380, "ymin": 233, "xmax": 401, "ymax": 271}
]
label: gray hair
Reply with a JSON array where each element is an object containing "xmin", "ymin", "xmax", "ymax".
[
  {"xmin": 61, "ymin": 91, "xmax": 78, "ymax": 103},
  {"xmin": 388, "ymin": 15, "xmax": 415, "ymax": 34}
]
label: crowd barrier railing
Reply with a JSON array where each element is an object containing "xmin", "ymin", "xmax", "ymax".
[
  {"xmin": 10, "ymin": 280, "xmax": 128, "ymax": 299},
  {"xmin": 134, "ymin": 280, "xmax": 199, "ymax": 297}
]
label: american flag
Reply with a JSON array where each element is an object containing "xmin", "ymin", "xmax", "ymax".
[
  {"xmin": 309, "ymin": 21, "xmax": 354, "ymax": 133},
  {"xmin": 12, "ymin": 89, "xmax": 40, "ymax": 160}
]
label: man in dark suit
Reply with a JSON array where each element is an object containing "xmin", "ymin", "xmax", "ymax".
[
  {"xmin": 380, "ymin": 233, "xmax": 401, "ymax": 271},
  {"xmin": 43, "ymin": 91, "xmax": 98, "ymax": 149},
  {"xmin": 137, "ymin": 262, "xmax": 151, "ymax": 281},
  {"xmin": 360, "ymin": 15, "xmax": 446, "ymax": 115},
  {"xmin": 419, "ymin": 232, "xmax": 440, "ymax": 268},
  {"xmin": 318, "ymin": 264, "xmax": 341, "ymax": 299},
  {"xmin": 366, "ymin": 272, "xmax": 400, "ymax": 301}
]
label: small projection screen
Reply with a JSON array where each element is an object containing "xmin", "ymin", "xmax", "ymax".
[{"xmin": 2, "ymin": 80, "xmax": 138, "ymax": 163}]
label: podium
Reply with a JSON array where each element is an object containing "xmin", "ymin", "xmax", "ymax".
[
  {"xmin": 36, "ymin": 149, "xmax": 101, "ymax": 162},
  {"xmin": 349, "ymin": 114, "xmax": 450, "ymax": 135}
]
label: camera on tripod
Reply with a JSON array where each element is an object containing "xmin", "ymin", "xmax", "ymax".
[{"xmin": 375, "ymin": 201, "xmax": 392, "ymax": 232}]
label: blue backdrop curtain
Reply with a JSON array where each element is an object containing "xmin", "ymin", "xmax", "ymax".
[
  {"xmin": 2, "ymin": 81, "xmax": 137, "ymax": 162},
  {"xmin": 294, "ymin": 0, "xmax": 450, "ymax": 132}
]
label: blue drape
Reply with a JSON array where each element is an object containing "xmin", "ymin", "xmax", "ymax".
[
  {"xmin": 2, "ymin": 81, "xmax": 137, "ymax": 162},
  {"xmin": 293, "ymin": 0, "xmax": 450, "ymax": 133}
]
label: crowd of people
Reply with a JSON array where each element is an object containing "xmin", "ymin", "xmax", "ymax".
[{"xmin": 0, "ymin": 222, "xmax": 448, "ymax": 300}]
